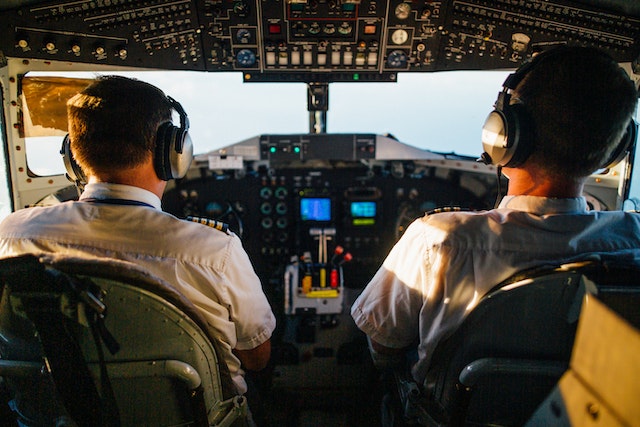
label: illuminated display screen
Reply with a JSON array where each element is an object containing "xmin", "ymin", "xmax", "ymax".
[
  {"xmin": 300, "ymin": 198, "xmax": 331, "ymax": 221},
  {"xmin": 351, "ymin": 201, "xmax": 376, "ymax": 226},
  {"xmin": 351, "ymin": 201, "xmax": 376, "ymax": 218}
]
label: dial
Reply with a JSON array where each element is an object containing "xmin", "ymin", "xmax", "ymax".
[
  {"xmin": 236, "ymin": 49, "xmax": 256, "ymax": 67},
  {"xmin": 236, "ymin": 28, "xmax": 252, "ymax": 43},
  {"xmin": 391, "ymin": 29, "xmax": 409, "ymax": 45},
  {"xmin": 386, "ymin": 50, "xmax": 408, "ymax": 68},
  {"xmin": 394, "ymin": 3, "xmax": 411, "ymax": 19}
]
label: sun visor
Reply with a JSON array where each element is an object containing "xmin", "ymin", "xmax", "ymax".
[{"xmin": 20, "ymin": 76, "xmax": 94, "ymax": 137}]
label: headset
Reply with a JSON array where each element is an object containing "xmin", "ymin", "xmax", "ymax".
[
  {"xmin": 154, "ymin": 96, "xmax": 194, "ymax": 181},
  {"xmin": 480, "ymin": 47, "xmax": 638, "ymax": 170},
  {"xmin": 61, "ymin": 95, "xmax": 194, "ymax": 186}
]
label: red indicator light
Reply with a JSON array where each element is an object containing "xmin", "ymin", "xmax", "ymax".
[
  {"xmin": 269, "ymin": 24, "xmax": 282, "ymax": 34},
  {"xmin": 330, "ymin": 269, "xmax": 339, "ymax": 287}
]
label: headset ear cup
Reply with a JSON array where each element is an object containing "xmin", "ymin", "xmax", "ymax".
[
  {"xmin": 600, "ymin": 119, "xmax": 638, "ymax": 170},
  {"xmin": 170, "ymin": 131, "xmax": 193, "ymax": 179},
  {"xmin": 481, "ymin": 103, "xmax": 534, "ymax": 168},
  {"xmin": 481, "ymin": 110, "xmax": 512, "ymax": 166},
  {"xmin": 504, "ymin": 103, "xmax": 534, "ymax": 168},
  {"xmin": 154, "ymin": 97, "xmax": 194, "ymax": 181},
  {"xmin": 60, "ymin": 134, "xmax": 87, "ymax": 185},
  {"xmin": 154, "ymin": 122, "xmax": 174, "ymax": 181},
  {"xmin": 154, "ymin": 122, "xmax": 194, "ymax": 180}
]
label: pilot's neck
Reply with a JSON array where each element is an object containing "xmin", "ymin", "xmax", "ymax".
[
  {"xmin": 503, "ymin": 166, "xmax": 585, "ymax": 199},
  {"xmin": 88, "ymin": 159, "xmax": 166, "ymax": 200}
]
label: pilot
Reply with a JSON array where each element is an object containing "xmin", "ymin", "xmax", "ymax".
[
  {"xmin": 0, "ymin": 75, "xmax": 275, "ymax": 399},
  {"xmin": 350, "ymin": 46, "xmax": 640, "ymax": 384}
]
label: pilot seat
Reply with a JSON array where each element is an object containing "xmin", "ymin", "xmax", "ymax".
[
  {"xmin": 0, "ymin": 253, "xmax": 248, "ymax": 427},
  {"xmin": 383, "ymin": 256, "xmax": 640, "ymax": 427}
]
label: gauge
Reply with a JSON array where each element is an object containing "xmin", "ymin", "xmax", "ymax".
[
  {"xmin": 511, "ymin": 32, "xmax": 531, "ymax": 53},
  {"xmin": 236, "ymin": 49, "xmax": 256, "ymax": 67},
  {"xmin": 233, "ymin": 0, "xmax": 249, "ymax": 17},
  {"xmin": 308, "ymin": 22, "xmax": 321, "ymax": 35},
  {"xmin": 391, "ymin": 29, "xmax": 409, "ymax": 45},
  {"xmin": 395, "ymin": 2, "xmax": 411, "ymax": 19},
  {"xmin": 386, "ymin": 50, "xmax": 408, "ymax": 68},
  {"xmin": 236, "ymin": 28, "xmax": 252, "ymax": 43},
  {"xmin": 338, "ymin": 22, "xmax": 353, "ymax": 35}
]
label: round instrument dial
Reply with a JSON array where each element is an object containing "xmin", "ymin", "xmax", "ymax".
[
  {"xmin": 394, "ymin": 3, "xmax": 411, "ymax": 19},
  {"xmin": 391, "ymin": 29, "xmax": 409, "ymax": 45},
  {"xmin": 236, "ymin": 49, "xmax": 256, "ymax": 67}
]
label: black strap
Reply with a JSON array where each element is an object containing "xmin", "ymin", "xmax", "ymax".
[
  {"xmin": 19, "ymin": 270, "xmax": 122, "ymax": 427},
  {"xmin": 24, "ymin": 299, "xmax": 105, "ymax": 426},
  {"xmin": 89, "ymin": 314, "xmax": 121, "ymax": 427}
]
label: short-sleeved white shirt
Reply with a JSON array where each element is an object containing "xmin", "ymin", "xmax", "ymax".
[
  {"xmin": 351, "ymin": 195, "xmax": 640, "ymax": 385},
  {"xmin": 0, "ymin": 182, "xmax": 276, "ymax": 394}
]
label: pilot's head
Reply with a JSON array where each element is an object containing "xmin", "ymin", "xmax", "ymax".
[
  {"xmin": 482, "ymin": 45, "xmax": 638, "ymax": 179},
  {"xmin": 66, "ymin": 75, "xmax": 192, "ymax": 182}
]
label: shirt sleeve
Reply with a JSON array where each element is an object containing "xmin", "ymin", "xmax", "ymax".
[
  {"xmin": 222, "ymin": 234, "xmax": 276, "ymax": 351},
  {"xmin": 351, "ymin": 219, "xmax": 432, "ymax": 349}
]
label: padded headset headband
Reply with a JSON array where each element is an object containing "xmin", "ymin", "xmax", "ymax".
[{"xmin": 480, "ymin": 46, "xmax": 637, "ymax": 170}]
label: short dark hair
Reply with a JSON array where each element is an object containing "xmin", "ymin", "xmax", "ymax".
[
  {"xmin": 515, "ymin": 46, "xmax": 638, "ymax": 177},
  {"xmin": 67, "ymin": 75, "xmax": 172, "ymax": 175}
]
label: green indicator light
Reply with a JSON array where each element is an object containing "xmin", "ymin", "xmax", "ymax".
[
  {"xmin": 353, "ymin": 73, "xmax": 360, "ymax": 81},
  {"xmin": 270, "ymin": 146, "xmax": 277, "ymax": 153},
  {"xmin": 294, "ymin": 146, "xmax": 301, "ymax": 153}
]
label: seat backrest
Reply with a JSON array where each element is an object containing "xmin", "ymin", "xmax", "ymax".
[
  {"xmin": 0, "ymin": 253, "xmax": 246, "ymax": 427},
  {"xmin": 422, "ymin": 258, "xmax": 640, "ymax": 427}
]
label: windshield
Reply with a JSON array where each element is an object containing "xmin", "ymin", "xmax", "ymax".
[
  {"xmin": 23, "ymin": 70, "xmax": 508, "ymax": 170},
  {"xmin": 20, "ymin": 70, "xmax": 640, "ymax": 207}
]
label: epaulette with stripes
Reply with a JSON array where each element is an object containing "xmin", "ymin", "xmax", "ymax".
[
  {"xmin": 424, "ymin": 206, "xmax": 469, "ymax": 216},
  {"xmin": 186, "ymin": 216, "xmax": 230, "ymax": 234}
]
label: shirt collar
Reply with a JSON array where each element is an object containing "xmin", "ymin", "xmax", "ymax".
[
  {"xmin": 79, "ymin": 183, "xmax": 162, "ymax": 210},
  {"xmin": 498, "ymin": 195, "xmax": 588, "ymax": 215}
]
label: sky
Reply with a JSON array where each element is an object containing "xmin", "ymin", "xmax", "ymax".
[{"xmin": 132, "ymin": 70, "xmax": 510, "ymax": 158}]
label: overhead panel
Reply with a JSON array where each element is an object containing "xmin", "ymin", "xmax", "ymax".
[{"xmin": 0, "ymin": 0, "xmax": 638, "ymax": 81}]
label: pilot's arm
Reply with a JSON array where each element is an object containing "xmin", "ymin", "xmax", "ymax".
[
  {"xmin": 222, "ymin": 233, "xmax": 276, "ymax": 371},
  {"xmin": 351, "ymin": 219, "xmax": 431, "ymax": 369},
  {"xmin": 368, "ymin": 337, "xmax": 405, "ymax": 369},
  {"xmin": 234, "ymin": 339, "xmax": 271, "ymax": 371}
]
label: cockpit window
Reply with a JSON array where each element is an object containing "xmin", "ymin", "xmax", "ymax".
[
  {"xmin": 23, "ymin": 70, "xmax": 512, "ymax": 177},
  {"xmin": 20, "ymin": 70, "xmax": 640, "ymax": 207}
]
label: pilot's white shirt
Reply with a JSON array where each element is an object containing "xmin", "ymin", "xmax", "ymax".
[
  {"xmin": 351, "ymin": 195, "xmax": 640, "ymax": 386},
  {"xmin": 0, "ymin": 182, "xmax": 276, "ymax": 395}
]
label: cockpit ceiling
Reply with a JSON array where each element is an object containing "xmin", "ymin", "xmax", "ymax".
[{"xmin": 0, "ymin": 0, "xmax": 638, "ymax": 82}]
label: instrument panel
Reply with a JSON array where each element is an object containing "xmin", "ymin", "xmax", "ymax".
[
  {"xmin": 0, "ymin": 0, "xmax": 638, "ymax": 81},
  {"xmin": 162, "ymin": 135, "xmax": 498, "ymax": 314},
  {"xmin": 165, "ymin": 162, "xmax": 493, "ymax": 289}
]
